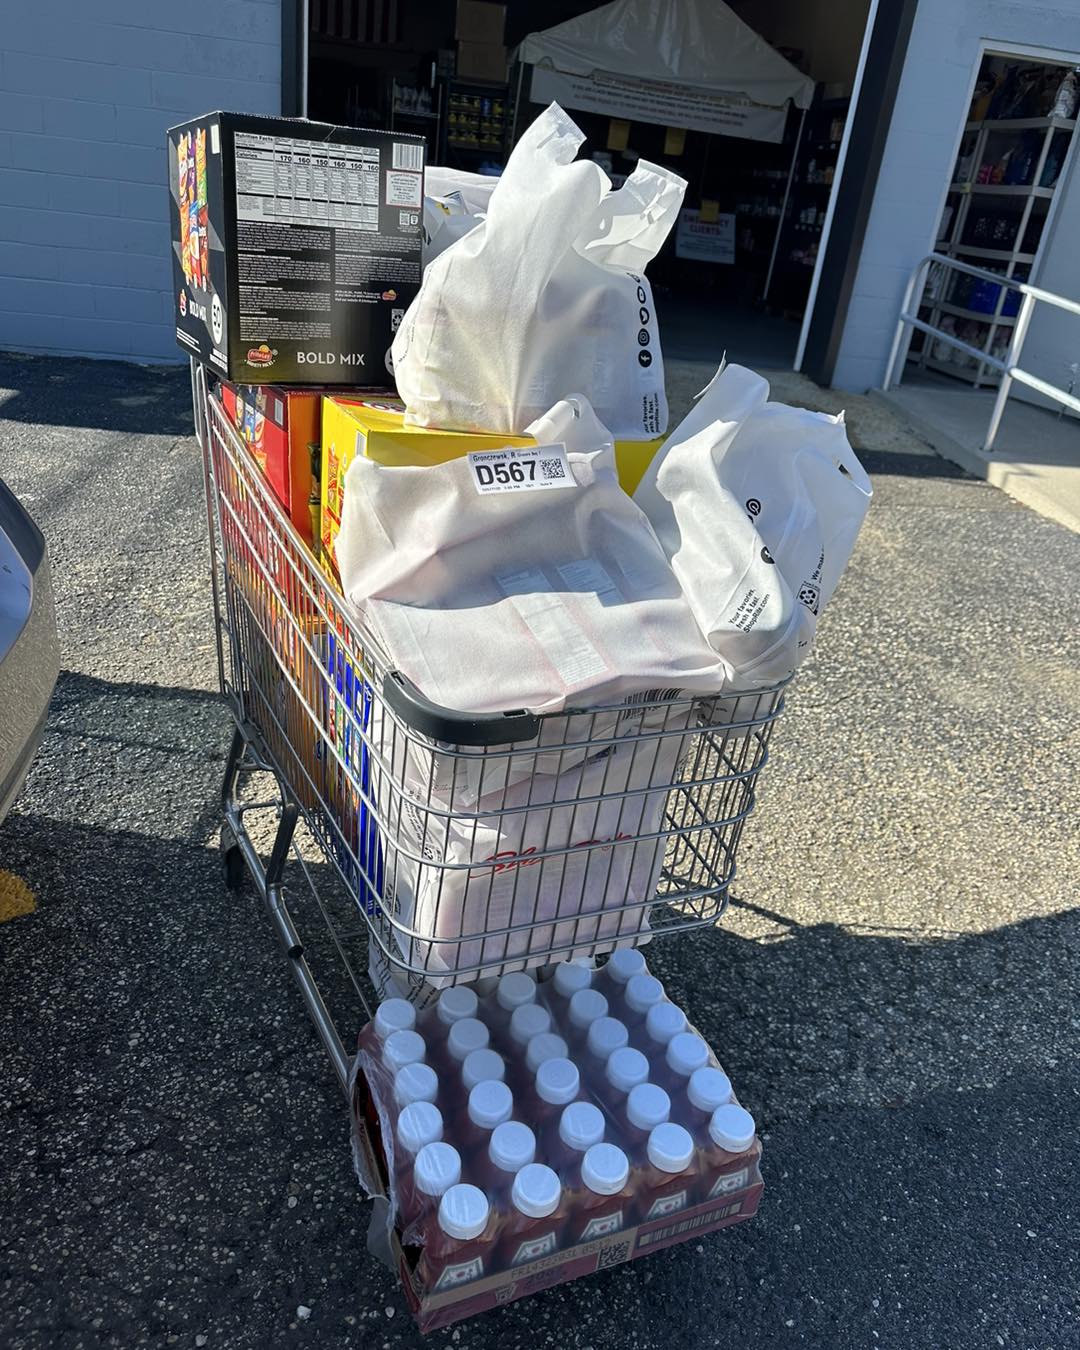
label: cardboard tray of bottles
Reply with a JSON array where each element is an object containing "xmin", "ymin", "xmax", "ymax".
[{"xmin": 351, "ymin": 954, "xmax": 763, "ymax": 1332}]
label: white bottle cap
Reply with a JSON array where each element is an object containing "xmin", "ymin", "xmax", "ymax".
[
  {"xmin": 586, "ymin": 1016, "xmax": 629, "ymax": 1060},
  {"xmin": 709, "ymin": 1103, "xmax": 757, "ymax": 1153},
  {"xmin": 510, "ymin": 1163, "xmax": 561, "ymax": 1219},
  {"xmin": 525, "ymin": 1032, "xmax": 569, "ymax": 1075},
  {"xmin": 666, "ymin": 1032, "xmax": 710, "ymax": 1079},
  {"xmin": 447, "ymin": 1016, "xmax": 489, "ymax": 1062},
  {"xmin": 624, "ymin": 974, "xmax": 665, "ymax": 1015},
  {"xmin": 581, "ymin": 1142, "xmax": 630, "ymax": 1196},
  {"xmin": 626, "ymin": 1082, "xmax": 671, "ymax": 1132},
  {"xmin": 467, "ymin": 1079, "xmax": 513, "ymax": 1130},
  {"xmin": 396, "ymin": 1101, "xmax": 443, "ymax": 1156},
  {"xmin": 535, "ymin": 1056, "xmax": 580, "ymax": 1106},
  {"xmin": 647, "ymin": 1121, "xmax": 695, "ymax": 1174},
  {"xmin": 552, "ymin": 961, "xmax": 593, "ymax": 998},
  {"xmin": 437, "ymin": 1183, "xmax": 490, "ymax": 1240},
  {"xmin": 393, "ymin": 1062, "xmax": 439, "ymax": 1108},
  {"xmin": 382, "ymin": 1028, "xmax": 426, "ymax": 1074},
  {"xmin": 605, "ymin": 947, "xmax": 647, "ymax": 986},
  {"xmin": 488, "ymin": 1120, "xmax": 536, "ymax": 1173},
  {"xmin": 645, "ymin": 1001, "xmax": 687, "ymax": 1046},
  {"xmin": 558, "ymin": 1101, "xmax": 605, "ymax": 1152},
  {"xmin": 510, "ymin": 1002, "xmax": 551, "ymax": 1046},
  {"xmin": 374, "ymin": 997, "xmax": 415, "ymax": 1041},
  {"xmin": 413, "ymin": 1141, "xmax": 461, "ymax": 1197},
  {"xmin": 462, "ymin": 1048, "xmax": 506, "ymax": 1092},
  {"xmin": 496, "ymin": 971, "xmax": 537, "ymax": 1012},
  {"xmin": 688, "ymin": 1067, "xmax": 734, "ymax": 1113},
  {"xmin": 605, "ymin": 1046, "xmax": 649, "ymax": 1095},
  {"xmin": 436, "ymin": 986, "xmax": 478, "ymax": 1026},
  {"xmin": 568, "ymin": 988, "xmax": 608, "ymax": 1030}
]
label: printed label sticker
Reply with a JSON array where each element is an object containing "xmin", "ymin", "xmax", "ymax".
[{"xmin": 468, "ymin": 445, "xmax": 574, "ymax": 495}]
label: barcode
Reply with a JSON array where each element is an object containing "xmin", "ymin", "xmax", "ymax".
[
  {"xmin": 393, "ymin": 141, "xmax": 423, "ymax": 171},
  {"xmin": 540, "ymin": 457, "xmax": 566, "ymax": 480}
]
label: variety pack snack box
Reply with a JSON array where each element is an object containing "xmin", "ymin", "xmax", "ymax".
[
  {"xmin": 352, "ymin": 956, "xmax": 762, "ymax": 1332},
  {"xmin": 168, "ymin": 112, "xmax": 425, "ymax": 383}
]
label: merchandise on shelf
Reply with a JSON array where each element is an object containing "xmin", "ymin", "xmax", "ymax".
[
  {"xmin": 351, "ymin": 955, "xmax": 762, "ymax": 1330},
  {"xmin": 167, "ymin": 112, "xmax": 425, "ymax": 383}
]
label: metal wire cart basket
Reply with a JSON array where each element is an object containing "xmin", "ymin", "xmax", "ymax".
[{"xmin": 192, "ymin": 362, "xmax": 787, "ymax": 1090}]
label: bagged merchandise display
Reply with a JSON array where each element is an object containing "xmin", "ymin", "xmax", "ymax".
[
  {"xmin": 351, "ymin": 958, "xmax": 762, "ymax": 1329},
  {"xmin": 392, "ymin": 103, "xmax": 685, "ymax": 439},
  {"xmin": 335, "ymin": 394, "xmax": 723, "ymax": 715},
  {"xmin": 634, "ymin": 363, "xmax": 872, "ymax": 686}
]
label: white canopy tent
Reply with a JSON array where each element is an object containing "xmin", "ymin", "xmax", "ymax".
[{"xmin": 516, "ymin": 0, "xmax": 814, "ymax": 145}]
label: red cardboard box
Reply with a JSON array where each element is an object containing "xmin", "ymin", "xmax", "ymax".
[
  {"xmin": 220, "ymin": 383, "xmax": 325, "ymax": 547},
  {"xmin": 351, "ymin": 1064, "xmax": 763, "ymax": 1333}
]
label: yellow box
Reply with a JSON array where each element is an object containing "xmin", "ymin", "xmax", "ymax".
[{"xmin": 320, "ymin": 395, "xmax": 663, "ymax": 580}]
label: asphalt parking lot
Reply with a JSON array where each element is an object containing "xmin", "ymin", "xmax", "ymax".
[{"xmin": 1, "ymin": 350, "xmax": 1078, "ymax": 1350}]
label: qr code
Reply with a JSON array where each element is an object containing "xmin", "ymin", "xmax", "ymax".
[
  {"xmin": 597, "ymin": 1240, "xmax": 633, "ymax": 1270},
  {"xmin": 540, "ymin": 457, "xmax": 566, "ymax": 480}
]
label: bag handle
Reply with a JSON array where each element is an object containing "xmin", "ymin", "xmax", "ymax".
[{"xmin": 578, "ymin": 160, "xmax": 688, "ymax": 270}]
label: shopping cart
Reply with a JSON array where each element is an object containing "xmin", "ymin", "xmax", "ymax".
[{"xmin": 192, "ymin": 361, "xmax": 787, "ymax": 1095}]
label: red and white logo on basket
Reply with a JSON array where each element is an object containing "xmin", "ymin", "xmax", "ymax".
[{"xmin": 485, "ymin": 833, "xmax": 634, "ymax": 874}]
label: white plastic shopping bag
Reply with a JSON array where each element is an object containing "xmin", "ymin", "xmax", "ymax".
[
  {"xmin": 421, "ymin": 165, "xmax": 497, "ymax": 264},
  {"xmin": 634, "ymin": 364, "xmax": 872, "ymax": 685},
  {"xmin": 392, "ymin": 103, "xmax": 685, "ymax": 438},
  {"xmin": 335, "ymin": 394, "xmax": 723, "ymax": 715}
]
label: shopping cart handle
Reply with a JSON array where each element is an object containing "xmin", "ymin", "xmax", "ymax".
[{"xmin": 382, "ymin": 671, "xmax": 543, "ymax": 747}]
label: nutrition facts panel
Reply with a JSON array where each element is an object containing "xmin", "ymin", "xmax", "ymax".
[{"xmin": 234, "ymin": 132, "xmax": 380, "ymax": 230}]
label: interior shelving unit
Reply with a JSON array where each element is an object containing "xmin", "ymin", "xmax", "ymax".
[{"xmin": 913, "ymin": 64, "xmax": 1078, "ymax": 388}]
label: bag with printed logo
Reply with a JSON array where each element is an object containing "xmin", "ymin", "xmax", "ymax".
[
  {"xmin": 334, "ymin": 394, "xmax": 723, "ymax": 716},
  {"xmin": 392, "ymin": 103, "xmax": 685, "ymax": 438},
  {"xmin": 634, "ymin": 363, "xmax": 872, "ymax": 686}
]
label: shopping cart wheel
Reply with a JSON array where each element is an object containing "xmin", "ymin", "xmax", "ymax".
[{"xmin": 221, "ymin": 827, "xmax": 246, "ymax": 892}]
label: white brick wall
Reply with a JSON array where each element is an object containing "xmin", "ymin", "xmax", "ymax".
[
  {"xmin": 831, "ymin": 0, "xmax": 1080, "ymax": 393},
  {"xmin": 0, "ymin": 0, "xmax": 280, "ymax": 363}
]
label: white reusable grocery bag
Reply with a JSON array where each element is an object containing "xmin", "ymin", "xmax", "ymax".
[
  {"xmin": 634, "ymin": 363, "xmax": 872, "ymax": 685},
  {"xmin": 392, "ymin": 103, "xmax": 685, "ymax": 438},
  {"xmin": 335, "ymin": 395, "xmax": 723, "ymax": 715},
  {"xmin": 421, "ymin": 165, "xmax": 497, "ymax": 264}
]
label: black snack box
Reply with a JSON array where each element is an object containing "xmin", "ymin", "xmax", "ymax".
[{"xmin": 167, "ymin": 112, "xmax": 425, "ymax": 384}]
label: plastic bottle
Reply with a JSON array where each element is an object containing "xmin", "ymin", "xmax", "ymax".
[
  {"xmin": 458, "ymin": 1078, "xmax": 514, "ymax": 1155},
  {"xmin": 547, "ymin": 1100, "xmax": 605, "ymax": 1178},
  {"xmin": 382, "ymin": 1028, "xmax": 427, "ymax": 1077},
  {"xmin": 416, "ymin": 1183, "xmax": 499, "ymax": 1292},
  {"xmin": 548, "ymin": 960, "xmax": 593, "ymax": 1011},
  {"xmin": 631, "ymin": 997, "xmax": 682, "ymax": 1057},
  {"xmin": 566, "ymin": 988, "xmax": 609, "ymax": 1053},
  {"xmin": 584, "ymin": 1015, "xmax": 629, "ymax": 1076},
  {"xmin": 499, "ymin": 1164, "xmax": 568, "ymax": 1268},
  {"xmin": 527, "ymin": 1056, "xmax": 582, "ymax": 1141},
  {"xmin": 392, "ymin": 1062, "xmax": 440, "ymax": 1110},
  {"xmin": 446, "ymin": 1017, "xmax": 490, "ymax": 1066},
  {"xmin": 433, "ymin": 986, "xmax": 479, "ymax": 1056},
  {"xmin": 622, "ymin": 1082, "xmax": 671, "ymax": 1166},
  {"xmin": 400, "ymin": 1139, "xmax": 462, "ymax": 1234},
  {"xmin": 396, "ymin": 1100, "xmax": 443, "ymax": 1164},
  {"xmin": 373, "ymin": 997, "xmax": 415, "ymax": 1043},
  {"xmin": 599, "ymin": 1045, "xmax": 650, "ymax": 1111},
  {"xmin": 698, "ymin": 1103, "xmax": 758, "ymax": 1205},
  {"xmin": 660, "ymin": 1032, "xmax": 710, "ymax": 1095},
  {"xmin": 524, "ymin": 1032, "xmax": 569, "ymax": 1077},
  {"xmin": 635, "ymin": 1122, "xmax": 699, "ymax": 1224},
  {"xmin": 509, "ymin": 1001, "xmax": 552, "ymax": 1049},
  {"xmin": 565, "ymin": 1142, "xmax": 635, "ymax": 1245},
  {"xmin": 493, "ymin": 972, "xmax": 537, "ymax": 1034},
  {"xmin": 622, "ymin": 974, "xmax": 665, "ymax": 1031},
  {"xmin": 461, "ymin": 1048, "xmax": 506, "ymax": 1093},
  {"xmin": 486, "ymin": 1119, "xmax": 537, "ymax": 1210},
  {"xmin": 674, "ymin": 1066, "xmax": 734, "ymax": 1132},
  {"xmin": 597, "ymin": 948, "xmax": 647, "ymax": 1016}
]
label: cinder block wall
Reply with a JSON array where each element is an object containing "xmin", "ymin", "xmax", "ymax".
[{"xmin": 0, "ymin": 1, "xmax": 280, "ymax": 364}]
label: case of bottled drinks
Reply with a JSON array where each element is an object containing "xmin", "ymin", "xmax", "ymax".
[{"xmin": 351, "ymin": 953, "xmax": 763, "ymax": 1331}]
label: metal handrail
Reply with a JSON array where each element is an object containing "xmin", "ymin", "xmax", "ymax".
[{"xmin": 882, "ymin": 251, "xmax": 1080, "ymax": 451}]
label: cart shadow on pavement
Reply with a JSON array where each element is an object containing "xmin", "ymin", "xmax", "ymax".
[{"xmin": 1, "ymin": 773, "xmax": 1077, "ymax": 1347}]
